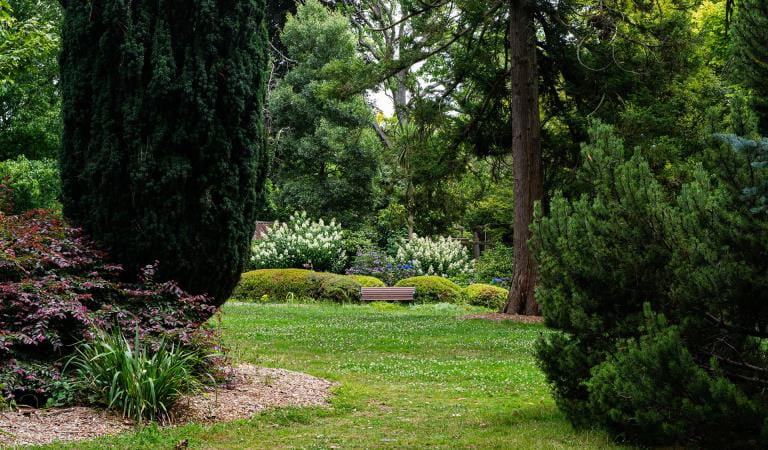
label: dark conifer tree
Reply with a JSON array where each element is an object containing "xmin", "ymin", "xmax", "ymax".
[
  {"xmin": 59, "ymin": 0, "xmax": 268, "ymax": 305},
  {"xmin": 732, "ymin": 0, "xmax": 768, "ymax": 133}
]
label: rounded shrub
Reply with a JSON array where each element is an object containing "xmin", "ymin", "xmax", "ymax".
[
  {"xmin": 464, "ymin": 284, "xmax": 508, "ymax": 310},
  {"xmin": 317, "ymin": 275, "xmax": 362, "ymax": 303},
  {"xmin": 232, "ymin": 269, "xmax": 320, "ymax": 301},
  {"xmin": 395, "ymin": 276, "xmax": 462, "ymax": 303},
  {"xmin": 232, "ymin": 269, "xmax": 366, "ymax": 303},
  {"xmin": 348, "ymin": 275, "xmax": 386, "ymax": 287}
]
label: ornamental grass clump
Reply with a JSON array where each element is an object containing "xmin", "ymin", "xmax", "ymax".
[
  {"xmin": 251, "ymin": 212, "xmax": 346, "ymax": 272},
  {"xmin": 395, "ymin": 235, "xmax": 473, "ymax": 278},
  {"xmin": 67, "ymin": 328, "xmax": 202, "ymax": 422}
]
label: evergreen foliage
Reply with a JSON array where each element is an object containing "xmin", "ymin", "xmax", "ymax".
[
  {"xmin": 732, "ymin": 0, "xmax": 768, "ymax": 133},
  {"xmin": 58, "ymin": 0, "xmax": 268, "ymax": 304},
  {"xmin": 268, "ymin": 0, "xmax": 380, "ymax": 226},
  {"xmin": 534, "ymin": 122, "xmax": 768, "ymax": 446}
]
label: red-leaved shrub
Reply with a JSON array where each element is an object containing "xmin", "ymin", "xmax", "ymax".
[{"xmin": 0, "ymin": 209, "xmax": 218, "ymax": 405}]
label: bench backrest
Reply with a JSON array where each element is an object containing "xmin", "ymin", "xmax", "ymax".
[{"xmin": 361, "ymin": 287, "xmax": 416, "ymax": 301}]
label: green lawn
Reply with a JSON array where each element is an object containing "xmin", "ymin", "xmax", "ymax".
[{"xmin": 41, "ymin": 303, "xmax": 623, "ymax": 449}]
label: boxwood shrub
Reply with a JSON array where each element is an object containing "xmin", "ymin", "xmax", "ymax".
[
  {"xmin": 464, "ymin": 284, "xmax": 508, "ymax": 310},
  {"xmin": 348, "ymin": 275, "xmax": 386, "ymax": 287},
  {"xmin": 232, "ymin": 269, "xmax": 365, "ymax": 302},
  {"xmin": 395, "ymin": 276, "xmax": 462, "ymax": 303}
]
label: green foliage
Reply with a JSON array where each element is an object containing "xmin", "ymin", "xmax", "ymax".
[
  {"xmin": 59, "ymin": 0, "xmax": 268, "ymax": 305},
  {"xmin": 534, "ymin": 122, "xmax": 768, "ymax": 446},
  {"xmin": 0, "ymin": 0, "xmax": 61, "ymax": 160},
  {"xmin": 474, "ymin": 244, "xmax": 513, "ymax": 286},
  {"xmin": 0, "ymin": 155, "xmax": 60, "ymax": 213},
  {"xmin": 233, "ymin": 269, "xmax": 367, "ymax": 303},
  {"xmin": 348, "ymin": 275, "xmax": 386, "ymax": 287},
  {"xmin": 269, "ymin": 0, "xmax": 381, "ymax": 227},
  {"xmin": 233, "ymin": 269, "xmax": 322, "ymax": 302},
  {"xmin": 463, "ymin": 284, "xmax": 508, "ymax": 310},
  {"xmin": 586, "ymin": 310, "xmax": 763, "ymax": 447},
  {"xmin": 395, "ymin": 276, "xmax": 462, "ymax": 304},
  {"xmin": 732, "ymin": 0, "xmax": 768, "ymax": 133},
  {"xmin": 67, "ymin": 328, "xmax": 201, "ymax": 422},
  {"xmin": 316, "ymin": 274, "xmax": 362, "ymax": 303}
]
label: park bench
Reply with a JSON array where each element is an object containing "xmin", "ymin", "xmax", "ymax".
[{"xmin": 360, "ymin": 287, "xmax": 416, "ymax": 302}]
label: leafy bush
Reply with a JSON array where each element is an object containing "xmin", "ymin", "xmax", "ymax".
[
  {"xmin": 0, "ymin": 156, "xmax": 60, "ymax": 213},
  {"xmin": 534, "ymin": 123, "xmax": 768, "ymax": 446},
  {"xmin": 316, "ymin": 275, "xmax": 362, "ymax": 303},
  {"xmin": 474, "ymin": 245, "xmax": 513, "ymax": 286},
  {"xmin": 232, "ymin": 269, "xmax": 322, "ymax": 301},
  {"xmin": 345, "ymin": 247, "xmax": 417, "ymax": 285},
  {"xmin": 348, "ymin": 275, "xmax": 386, "ymax": 287},
  {"xmin": 394, "ymin": 235, "xmax": 473, "ymax": 278},
  {"xmin": 233, "ymin": 269, "xmax": 367, "ymax": 303},
  {"xmin": 464, "ymin": 284, "xmax": 508, "ymax": 310},
  {"xmin": 251, "ymin": 212, "xmax": 347, "ymax": 272},
  {"xmin": 67, "ymin": 328, "xmax": 201, "ymax": 422},
  {"xmin": 0, "ymin": 209, "xmax": 216, "ymax": 406},
  {"xmin": 395, "ymin": 276, "xmax": 462, "ymax": 304}
]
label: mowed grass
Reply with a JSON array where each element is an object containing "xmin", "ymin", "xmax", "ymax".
[{"xmin": 39, "ymin": 303, "xmax": 623, "ymax": 449}]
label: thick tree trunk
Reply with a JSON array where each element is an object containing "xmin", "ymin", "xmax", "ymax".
[{"xmin": 503, "ymin": 0, "xmax": 543, "ymax": 316}]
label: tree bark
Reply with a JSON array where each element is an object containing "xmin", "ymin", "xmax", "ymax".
[{"xmin": 503, "ymin": 0, "xmax": 543, "ymax": 316}]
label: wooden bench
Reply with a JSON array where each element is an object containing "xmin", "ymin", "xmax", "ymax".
[{"xmin": 360, "ymin": 287, "xmax": 415, "ymax": 302}]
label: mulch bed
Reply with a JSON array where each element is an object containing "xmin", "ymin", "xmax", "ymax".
[
  {"xmin": 0, "ymin": 365, "xmax": 336, "ymax": 447},
  {"xmin": 462, "ymin": 312, "xmax": 545, "ymax": 324}
]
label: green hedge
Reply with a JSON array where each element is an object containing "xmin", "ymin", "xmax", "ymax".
[
  {"xmin": 232, "ymin": 269, "xmax": 363, "ymax": 303},
  {"xmin": 348, "ymin": 275, "xmax": 386, "ymax": 287},
  {"xmin": 395, "ymin": 276, "xmax": 462, "ymax": 303},
  {"xmin": 464, "ymin": 284, "xmax": 508, "ymax": 310}
]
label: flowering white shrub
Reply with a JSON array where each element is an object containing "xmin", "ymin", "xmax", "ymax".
[
  {"xmin": 251, "ymin": 212, "xmax": 347, "ymax": 273},
  {"xmin": 395, "ymin": 235, "xmax": 474, "ymax": 278}
]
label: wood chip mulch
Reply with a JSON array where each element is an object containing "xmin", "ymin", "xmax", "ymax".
[
  {"xmin": 0, "ymin": 365, "xmax": 335, "ymax": 447},
  {"xmin": 462, "ymin": 312, "xmax": 545, "ymax": 324}
]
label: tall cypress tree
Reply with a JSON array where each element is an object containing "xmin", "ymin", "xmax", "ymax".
[
  {"xmin": 732, "ymin": 0, "xmax": 768, "ymax": 134},
  {"xmin": 59, "ymin": 0, "xmax": 268, "ymax": 305}
]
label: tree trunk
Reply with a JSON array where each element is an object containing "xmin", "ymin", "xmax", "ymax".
[{"xmin": 503, "ymin": 0, "xmax": 543, "ymax": 316}]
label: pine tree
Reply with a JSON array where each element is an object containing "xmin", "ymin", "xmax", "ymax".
[
  {"xmin": 59, "ymin": 1, "xmax": 268, "ymax": 305},
  {"xmin": 732, "ymin": 0, "xmax": 768, "ymax": 133}
]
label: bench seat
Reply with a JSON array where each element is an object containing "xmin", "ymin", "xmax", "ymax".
[{"xmin": 361, "ymin": 287, "xmax": 415, "ymax": 302}]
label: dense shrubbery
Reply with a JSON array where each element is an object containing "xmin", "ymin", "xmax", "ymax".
[
  {"xmin": 534, "ymin": 123, "xmax": 768, "ymax": 446},
  {"xmin": 251, "ymin": 212, "xmax": 346, "ymax": 272},
  {"xmin": 463, "ymin": 284, "xmax": 508, "ymax": 310},
  {"xmin": 474, "ymin": 245, "xmax": 513, "ymax": 286},
  {"xmin": 395, "ymin": 235, "xmax": 473, "ymax": 278},
  {"xmin": 395, "ymin": 276, "xmax": 462, "ymax": 304},
  {"xmin": 348, "ymin": 275, "xmax": 386, "ymax": 287},
  {"xmin": 0, "ymin": 210, "xmax": 217, "ymax": 406},
  {"xmin": 0, "ymin": 156, "xmax": 60, "ymax": 213},
  {"xmin": 233, "ymin": 269, "xmax": 365, "ymax": 303}
]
